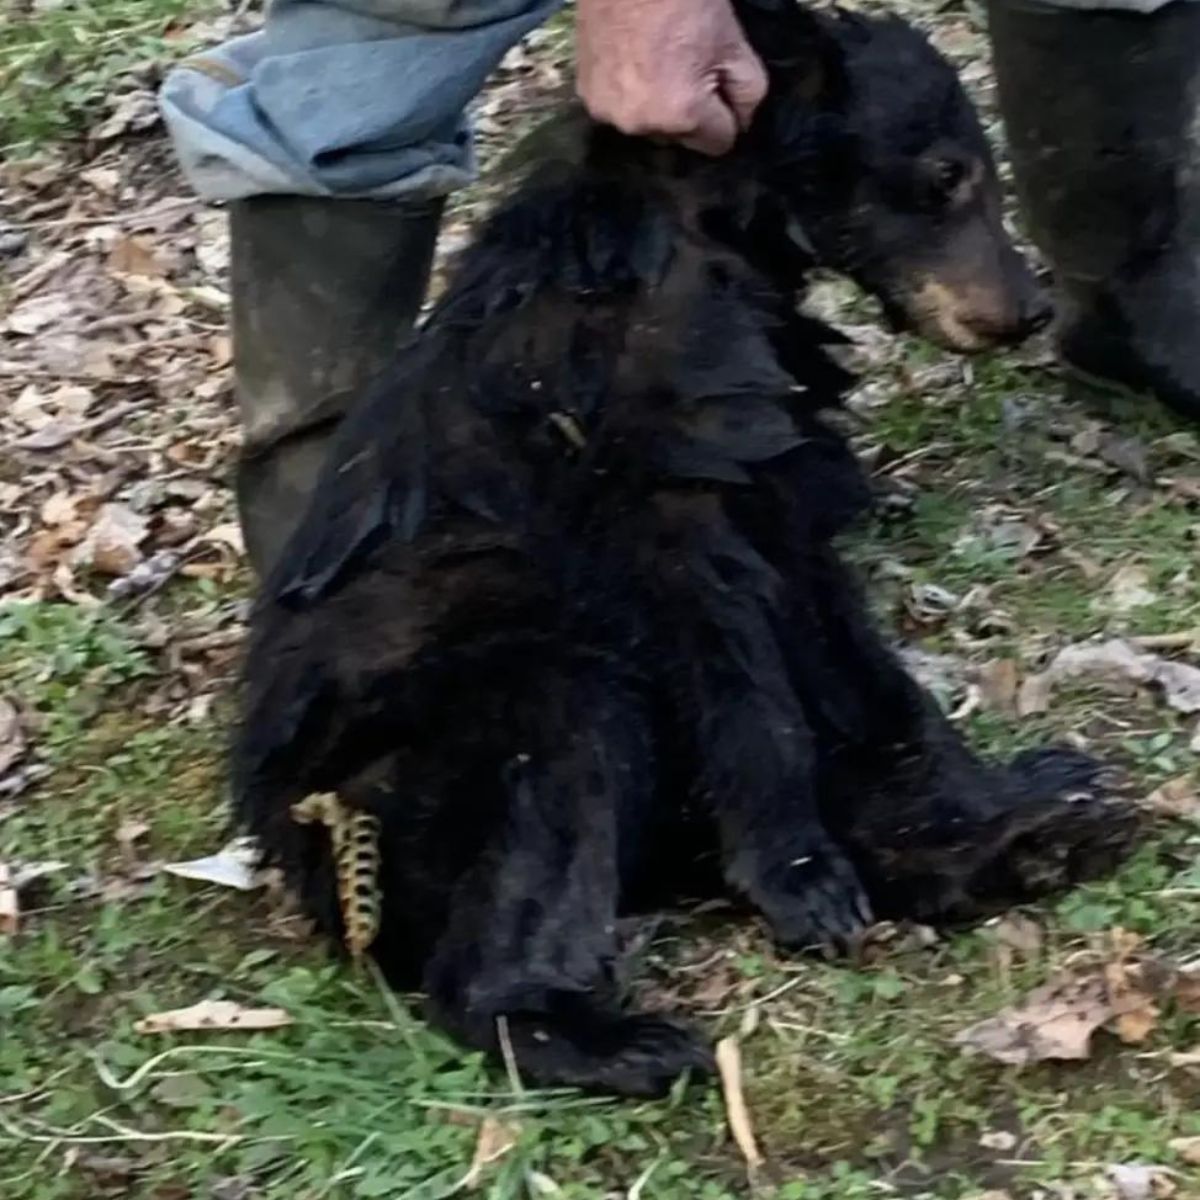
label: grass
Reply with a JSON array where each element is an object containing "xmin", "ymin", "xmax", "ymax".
[
  {"xmin": 6, "ymin": 336, "xmax": 1200, "ymax": 1197},
  {"xmin": 0, "ymin": 0, "xmax": 223, "ymax": 152},
  {"xmin": 5, "ymin": 4, "xmax": 1200, "ymax": 1196}
]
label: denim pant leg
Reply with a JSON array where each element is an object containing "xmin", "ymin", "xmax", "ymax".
[{"xmin": 159, "ymin": 0, "xmax": 565, "ymax": 201}]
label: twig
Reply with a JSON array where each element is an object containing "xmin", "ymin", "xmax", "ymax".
[
  {"xmin": 700, "ymin": 973, "xmax": 805, "ymax": 1018},
  {"xmin": 12, "ymin": 400, "xmax": 144, "ymax": 452},
  {"xmin": 1129, "ymin": 631, "xmax": 1200, "ymax": 650},
  {"xmin": 91, "ymin": 1044, "xmax": 273, "ymax": 1092},
  {"xmin": 81, "ymin": 311, "xmax": 163, "ymax": 334},
  {"xmin": 495, "ymin": 1015, "xmax": 525, "ymax": 1097},
  {"xmin": 4, "ymin": 198, "xmax": 196, "ymax": 232},
  {"xmin": 715, "ymin": 1036, "xmax": 763, "ymax": 1171},
  {"xmin": 627, "ymin": 1157, "xmax": 662, "ymax": 1200},
  {"xmin": 0, "ymin": 1111, "xmax": 259, "ymax": 1146},
  {"xmin": 461, "ymin": 1116, "xmax": 520, "ymax": 1191},
  {"xmin": 0, "ymin": 366, "xmax": 147, "ymax": 385}
]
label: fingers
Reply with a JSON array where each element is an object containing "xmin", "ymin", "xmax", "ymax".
[
  {"xmin": 677, "ymin": 93, "xmax": 740, "ymax": 156},
  {"xmin": 679, "ymin": 54, "xmax": 770, "ymax": 155},
  {"xmin": 721, "ymin": 51, "xmax": 770, "ymax": 136},
  {"xmin": 573, "ymin": 0, "xmax": 768, "ymax": 156}
]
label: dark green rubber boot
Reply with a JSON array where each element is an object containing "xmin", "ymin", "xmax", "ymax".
[
  {"xmin": 987, "ymin": 0, "xmax": 1200, "ymax": 421},
  {"xmin": 230, "ymin": 196, "xmax": 442, "ymax": 577}
]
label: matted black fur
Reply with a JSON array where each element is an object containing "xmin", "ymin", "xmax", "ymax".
[{"xmin": 234, "ymin": 1, "xmax": 1137, "ymax": 1097}]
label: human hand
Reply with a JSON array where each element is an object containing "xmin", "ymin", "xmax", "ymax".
[{"xmin": 575, "ymin": 0, "xmax": 768, "ymax": 156}]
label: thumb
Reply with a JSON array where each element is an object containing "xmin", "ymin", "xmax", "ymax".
[
  {"xmin": 679, "ymin": 92, "xmax": 740, "ymax": 156},
  {"xmin": 720, "ymin": 49, "xmax": 769, "ymax": 133}
]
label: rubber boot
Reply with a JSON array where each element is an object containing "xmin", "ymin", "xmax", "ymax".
[
  {"xmin": 987, "ymin": 0, "xmax": 1200, "ymax": 421},
  {"xmin": 230, "ymin": 196, "xmax": 442, "ymax": 577}
]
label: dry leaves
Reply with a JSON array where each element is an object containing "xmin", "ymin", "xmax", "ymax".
[
  {"xmin": 0, "ymin": 859, "xmax": 69, "ymax": 936},
  {"xmin": 1144, "ymin": 775, "xmax": 1200, "ymax": 821},
  {"xmin": 957, "ymin": 934, "xmax": 1200, "ymax": 1066},
  {"xmin": 974, "ymin": 658, "xmax": 1019, "ymax": 716},
  {"xmin": 1168, "ymin": 1136, "xmax": 1200, "ymax": 1166},
  {"xmin": 4, "ymin": 291, "xmax": 75, "ymax": 335},
  {"xmin": 135, "ymin": 999, "xmax": 292, "ymax": 1034},
  {"xmin": 993, "ymin": 913, "xmax": 1043, "ymax": 961},
  {"xmin": 461, "ymin": 1116, "xmax": 522, "ymax": 1190},
  {"xmin": 956, "ymin": 971, "xmax": 1122, "ymax": 1065},
  {"xmin": 108, "ymin": 233, "xmax": 167, "ymax": 279},
  {"xmin": 0, "ymin": 864, "xmax": 17, "ymax": 936},
  {"xmin": 1106, "ymin": 1163, "xmax": 1177, "ymax": 1200},
  {"xmin": 72, "ymin": 502, "xmax": 150, "ymax": 576},
  {"xmin": 1104, "ymin": 564, "xmax": 1159, "ymax": 614},
  {"xmin": 163, "ymin": 838, "xmax": 264, "ymax": 892},
  {"xmin": 0, "ymin": 697, "xmax": 26, "ymax": 779},
  {"xmin": 2, "ymin": 140, "xmax": 241, "ymax": 611},
  {"xmin": 1020, "ymin": 638, "xmax": 1200, "ymax": 717}
]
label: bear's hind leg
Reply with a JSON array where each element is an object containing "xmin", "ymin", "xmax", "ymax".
[{"xmin": 422, "ymin": 667, "xmax": 712, "ymax": 1097}]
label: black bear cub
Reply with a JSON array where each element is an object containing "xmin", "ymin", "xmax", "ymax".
[{"xmin": 234, "ymin": 0, "xmax": 1135, "ymax": 1096}]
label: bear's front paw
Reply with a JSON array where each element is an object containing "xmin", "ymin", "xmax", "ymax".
[{"xmin": 746, "ymin": 841, "xmax": 873, "ymax": 954}]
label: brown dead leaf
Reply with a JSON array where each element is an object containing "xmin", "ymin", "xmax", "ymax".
[
  {"xmin": 958, "ymin": 929, "xmax": 1200, "ymax": 1069},
  {"xmin": 957, "ymin": 942, "xmax": 1163, "ymax": 1066},
  {"xmin": 1156, "ymin": 658, "xmax": 1200, "ymax": 713},
  {"xmin": 978, "ymin": 1132, "xmax": 1017, "ymax": 1153},
  {"xmin": 1104, "ymin": 564, "xmax": 1159, "ymax": 614},
  {"xmin": 1169, "ymin": 476, "xmax": 1200, "ymax": 503},
  {"xmin": 80, "ymin": 166, "xmax": 120, "ymax": 194},
  {"xmin": 72, "ymin": 502, "xmax": 149, "ymax": 576},
  {"xmin": 0, "ymin": 697, "xmax": 26, "ymax": 777},
  {"xmin": 1108, "ymin": 1163, "xmax": 1176, "ymax": 1200},
  {"xmin": 993, "ymin": 913, "xmax": 1043, "ymax": 959},
  {"xmin": 1016, "ymin": 671, "xmax": 1053, "ymax": 717},
  {"xmin": 115, "ymin": 819, "xmax": 150, "ymax": 870},
  {"xmin": 462, "ymin": 1116, "xmax": 521, "ymax": 1190},
  {"xmin": 16, "ymin": 423, "xmax": 74, "ymax": 451},
  {"xmin": 0, "ymin": 864, "xmax": 17, "ymax": 936},
  {"xmin": 1062, "ymin": 547, "xmax": 1104, "ymax": 580},
  {"xmin": 956, "ymin": 973, "xmax": 1115, "ymax": 1065},
  {"xmin": 135, "ymin": 999, "xmax": 292, "ymax": 1034},
  {"xmin": 5, "ymin": 292, "xmax": 75, "ymax": 336},
  {"xmin": 40, "ymin": 491, "xmax": 84, "ymax": 528},
  {"xmin": 1098, "ymin": 432, "xmax": 1151, "ymax": 482},
  {"xmin": 1071, "ymin": 423, "xmax": 1103, "ymax": 457},
  {"xmin": 203, "ymin": 522, "xmax": 245, "ymax": 557},
  {"xmin": 1144, "ymin": 775, "xmax": 1200, "ymax": 820},
  {"xmin": 1169, "ymin": 1136, "xmax": 1200, "ymax": 1166},
  {"xmin": 1104, "ymin": 958, "xmax": 1160, "ymax": 1045},
  {"xmin": 93, "ymin": 90, "xmax": 160, "ymax": 141},
  {"xmin": 108, "ymin": 234, "xmax": 166, "ymax": 279},
  {"xmin": 975, "ymin": 659, "xmax": 1019, "ymax": 715},
  {"xmin": 1030, "ymin": 638, "xmax": 1200, "ymax": 716},
  {"xmin": 1169, "ymin": 965, "xmax": 1200, "ymax": 1014}
]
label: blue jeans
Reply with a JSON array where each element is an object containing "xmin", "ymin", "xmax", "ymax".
[
  {"xmin": 161, "ymin": 0, "xmax": 1186, "ymax": 203},
  {"xmin": 159, "ymin": 0, "xmax": 564, "ymax": 201}
]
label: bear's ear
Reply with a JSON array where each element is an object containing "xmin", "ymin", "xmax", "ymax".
[{"xmin": 733, "ymin": 0, "xmax": 847, "ymax": 105}]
